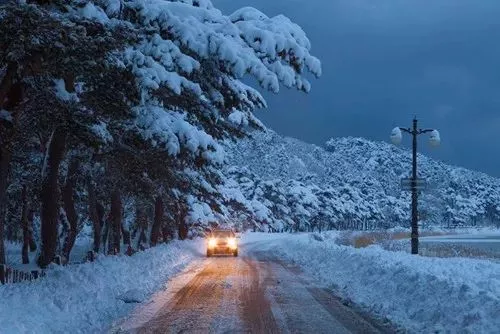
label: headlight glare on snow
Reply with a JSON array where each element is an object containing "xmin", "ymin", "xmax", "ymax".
[
  {"xmin": 208, "ymin": 238, "xmax": 217, "ymax": 248},
  {"xmin": 228, "ymin": 237, "xmax": 237, "ymax": 249}
]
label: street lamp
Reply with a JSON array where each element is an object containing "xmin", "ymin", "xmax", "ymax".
[{"xmin": 391, "ymin": 117, "xmax": 440, "ymax": 255}]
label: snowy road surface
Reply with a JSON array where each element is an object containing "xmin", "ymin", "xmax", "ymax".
[{"xmin": 116, "ymin": 241, "xmax": 393, "ymax": 334}]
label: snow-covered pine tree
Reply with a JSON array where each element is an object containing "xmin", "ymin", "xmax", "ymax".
[
  {"xmin": 99, "ymin": 0, "xmax": 322, "ymax": 237},
  {"xmin": 0, "ymin": 0, "xmax": 321, "ymax": 266},
  {"xmin": 0, "ymin": 3, "xmax": 142, "ymax": 266}
]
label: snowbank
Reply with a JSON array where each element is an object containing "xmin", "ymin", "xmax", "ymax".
[
  {"xmin": 0, "ymin": 240, "xmax": 203, "ymax": 333},
  {"xmin": 242, "ymin": 232, "xmax": 500, "ymax": 333}
]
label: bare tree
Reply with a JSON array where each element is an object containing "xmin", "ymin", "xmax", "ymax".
[{"xmin": 110, "ymin": 190, "xmax": 122, "ymax": 254}]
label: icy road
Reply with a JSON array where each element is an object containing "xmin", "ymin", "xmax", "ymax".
[{"xmin": 116, "ymin": 241, "xmax": 393, "ymax": 334}]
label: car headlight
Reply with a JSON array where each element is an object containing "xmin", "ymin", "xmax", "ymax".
[
  {"xmin": 208, "ymin": 238, "xmax": 217, "ymax": 248},
  {"xmin": 227, "ymin": 237, "xmax": 237, "ymax": 248}
]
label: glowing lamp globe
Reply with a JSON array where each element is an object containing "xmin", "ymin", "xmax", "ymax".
[
  {"xmin": 390, "ymin": 127, "xmax": 403, "ymax": 145},
  {"xmin": 429, "ymin": 129, "xmax": 441, "ymax": 147}
]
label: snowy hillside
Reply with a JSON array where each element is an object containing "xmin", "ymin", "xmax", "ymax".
[{"xmin": 223, "ymin": 129, "xmax": 500, "ymax": 231}]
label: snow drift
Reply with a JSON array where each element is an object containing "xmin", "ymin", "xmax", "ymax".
[{"xmin": 0, "ymin": 240, "xmax": 203, "ymax": 333}]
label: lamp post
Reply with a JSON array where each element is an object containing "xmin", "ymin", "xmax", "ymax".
[{"xmin": 391, "ymin": 118, "xmax": 440, "ymax": 254}]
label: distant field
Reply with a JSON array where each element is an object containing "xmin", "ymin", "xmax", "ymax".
[
  {"xmin": 419, "ymin": 233, "xmax": 500, "ymax": 260},
  {"xmin": 337, "ymin": 230, "xmax": 449, "ymax": 248},
  {"xmin": 337, "ymin": 229, "xmax": 500, "ymax": 260}
]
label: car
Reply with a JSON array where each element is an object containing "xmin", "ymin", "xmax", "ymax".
[{"xmin": 206, "ymin": 229, "xmax": 238, "ymax": 257}]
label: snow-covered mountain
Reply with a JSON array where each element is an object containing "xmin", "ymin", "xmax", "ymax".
[{"xmin": 223, "ymin": 129, "xmax": 500, "ymax": 231}]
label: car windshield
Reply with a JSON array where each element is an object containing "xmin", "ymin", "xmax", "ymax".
[{"xmin": 212, "ymin": 231, "xmax": 232, "ymax": 238}]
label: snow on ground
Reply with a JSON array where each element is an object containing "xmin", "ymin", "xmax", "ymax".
[
  {"xmin": 242, "ymin": 232, "xmax": 500, "ymax": 333},
  {"xmin": 331, "ymin": 228, "xmax": 500, "ymax": 261},
  {"xmin": 0, "ymin": 239, "xmax": 204, "ymax": 334},
  {"xmin": 6, "ymin": 237, "xmax": 93, "ymax": 269}
]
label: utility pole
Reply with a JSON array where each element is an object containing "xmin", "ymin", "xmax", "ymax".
[
  {"xmin": 410, "ymin": 118, "xmax": 419, "ymax": 254},
  {"xmin": 391, "ymin": 118, "xmax": 440, "ymax": 254}
]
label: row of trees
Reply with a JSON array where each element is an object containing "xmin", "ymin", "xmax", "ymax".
[
  {"xmin": 0, "ymin": 0, "xmax": 321, "ymax": 267},
  {"xmin": 224, "ymin": 167, "xmax": 386, "ymax": 233}
]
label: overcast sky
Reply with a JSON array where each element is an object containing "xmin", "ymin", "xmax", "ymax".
[{"xmin": 214, "ymin": 0, "xmax": 500, "ymax": 177}]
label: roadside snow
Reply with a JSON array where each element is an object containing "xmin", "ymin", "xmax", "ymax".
[
  {"xmin": 242, "ymin": 232, "xmax": 500, "ymax": 333},
  {"xmin": 0, "ymin": 240, "xmax": 203, "ymax": 333},
  {"xmin": 6, "ymin": 236, "xmax": 93, "ymax": 269}
]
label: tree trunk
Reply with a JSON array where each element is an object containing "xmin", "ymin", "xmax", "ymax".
[
  {"xmin": 102, "ymin": 214, "xmax": 110, "ymax": 253},
  {"xmin": 61, "ymin": 159, "xmax": 79, "ymax": 262},
  {"xmin": 134, "ymin": 208, "xmax": 147, "ymax": 250},
  {"xmin": 96, "ymin": 203, "xmax": 104, "ymax": 250},
  {"xmin": 105, "ymin": 217, "xmax": 113, "ymax": 254},
  {"xmin": 176, "ymin": 201, "xmax": 188, "ymax": 240},
  {"xmin": 0, "ymin": 63, "xmax": 22, "ymax": 266},
  {"xmin": 178, "ymin": 222, "xmax": 188, "ymax": 240},
  {"xmin": 0, "ymin": 63, "xmax": 16, "ymax": 108},
  {"xmin": 139, "ymin": 228, "xmax": 147, "ymax": 249},
  {"xmin": 150, "ymin": 196, "xmax": 163, "ymax": 246},
  {"xmin": 110, "ymin": 190, "xmax": 121, "ymax": 254},
  {"xmin": 161, "ymin": 223, "xmax": 171, "ymax": 243},
  {"xmin": 87, "ymin": 181, "xmax": 101, "ymax": 253},
  {"xmin": 37, "ymin": 127, "xmax": 66, "ymax": 268},
  {"xmin": 28, "ymin": 209, "xmax": 36, "ymax": 252},
  {"xmin": 21, "ymin": 185, "xmax": 30, "ymax": 264},
  {"xmin": 0, "ymin": 146, "xmax": 10, "ymax": 265},
  {"xmin": 121, "ymin": 223, "xmax": 131, "ymax": 246}
]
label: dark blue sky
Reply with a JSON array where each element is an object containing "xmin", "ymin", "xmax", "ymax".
[{"xmin": 214, "ymin": 0, "xmax": 500, "ymax": 177}]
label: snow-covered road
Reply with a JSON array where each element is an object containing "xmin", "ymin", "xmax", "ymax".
[
  {"xmin": 255, "ymin": 232, "xmax": 500, "ymax": 333},
  {"xmin": 115, "ymin": 232, "xmax": 500, "ymax": 333},
  {"xmin": 116, "ymin": 239, "xmax": 393, "ymax": 334}
]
